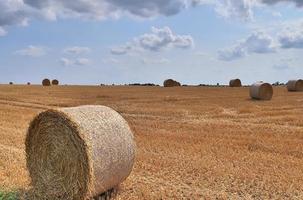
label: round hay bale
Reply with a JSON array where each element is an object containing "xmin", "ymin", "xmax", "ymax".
[
  {"xmin": 250, "ymin": 82, "xmax": 273, "ymax": 100},
  {"xmin": 287, "ymin": 79, "xmax": 303, "ymax": 92},
  {"xmin": 163, "ymin": 79, "xmax": 181, "ymax": 87},
  {"xmin": 164, "ymin": 79, "xmax": 175, "ymax": 87},
  {"xmin": 52, "ymin": 79, "xmax": 59, "ymax": 85},
  {"xmin": 25, "ymin": 105, "xmax": 136, "ymax": 200},
  {"xmin": 175, "ymin": 81, "xmax": 181, "ymax": 87},
  {"xmin": 42, "ymin": 79, "xmax": 51, "ymax": 86},
  {"xmin": 229, "ymin": 79, "xmax": 242, "ymax": 87}
]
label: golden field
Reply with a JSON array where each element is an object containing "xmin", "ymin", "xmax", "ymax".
[{"xmin": 0, "ymin": 85, "xmax": 302, "ymax": 199}]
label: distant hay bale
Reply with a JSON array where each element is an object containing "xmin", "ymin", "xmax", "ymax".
[
  {"xmin": 52, "ymin": 79, "xmax": 59, "ymax": 86},
  {"xmin": 287, "ymin": 79, "xmax": 303, "ymax": 92},
  {"xmin": 42, "ymin": 79, "xmax": 51, "ymax": 86},
  {"xmin": 25, "ymin": 105, "xmax": 136, "ymax": 200},
  {"xmin": 163, "ymin": 79, "xmax": 181, "ymax": 87},
  {"xmin": 250, "ymin": 82, "xmax": 273, "ymax": 100},
  {"xmin": 229, "ymin": 79, "xmax": 242, "ymax": 87}
]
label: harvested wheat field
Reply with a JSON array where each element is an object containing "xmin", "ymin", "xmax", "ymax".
[{"xmin": 0, "ymin": 85, "xmax": 303, "ymax": 199}]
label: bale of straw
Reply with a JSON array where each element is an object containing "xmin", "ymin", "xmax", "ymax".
[
  {"xmin": 287, "ymin": 79, "xmax": 303, "ymax": 92},
  {"xmin": 229, "ymin": 79, "xmax": 242, "ymax": 87},
  {"xmin": 175, "ymin": 81, "xmax": 181, "ymax": 87},
  {"xmin": 52, "ymin": 79, "xmax": 59, "ymax": 86},
  {"xmin": 163, "ymin": 79, "xmax": 181, "ymax": 87},
  {"xmin": 42, "ymin": 79, "xmax": 51, "ymax": 86},
  {"xmin": 250, "ymin": 82, "xmax": 273, "ymax": 100},
  {"xmin": 25, "ymin": 105, "xmax": 136, "ymax": 200}
]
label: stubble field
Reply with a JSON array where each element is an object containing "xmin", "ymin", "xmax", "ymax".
[{"xmin": 0, "ymin": 85, "xmax": 302, "ymax": 199}]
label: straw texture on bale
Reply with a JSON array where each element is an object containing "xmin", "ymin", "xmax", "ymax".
[
  {"xmin": 42, "ymin": 79, "xmax": 51, "ymax": 86},
  {"xmin": 163, "ymin": 79, "xmax": 181, "ymax": 87},
  {"xmin": 229, "ymin": 79, "xmax": 242, "ymax": 87},
  {"xmin": 250, "ymin": 82, "xmax": 273, "ymax": 100},
  {"xmin": 25, "ymin": 105, "xmax": 136, "ymax": 200},
  {"xmin": 287, "ymin": 79, "xmax": 303, "ymax": 92},
  {"xmin": 52, "ymin": 79, "xmax": 59, "ymax": 85}
]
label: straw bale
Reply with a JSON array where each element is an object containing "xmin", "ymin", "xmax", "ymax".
[
  {"xmin": 25, "ymin": 105, "xmax": 136, "ymax": 200},
  {"xmin": 250, "ymin": 82, "xmax": 273, "ymax": 100},
  {"xmin": 287, "ymin": 79, "xmax": 303, "ymax": 92}
]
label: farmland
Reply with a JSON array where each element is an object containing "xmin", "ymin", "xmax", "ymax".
[{"xmin": 0, "ymin": 85, "xmax": 302, "ymax": 199}]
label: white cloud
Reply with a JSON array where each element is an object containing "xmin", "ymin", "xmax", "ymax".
[
  {"xmin": 193, "ymin": 0, "xmax": 303, "ymax": 21},
  {"xmin": 63, "ymin": 46, "xmax": 91, "ymax": 54},
  {"xmin": 218, "ymin": 31, "xmax": 276, "ymax": 61},
  {"xmin": 0, "ymin": 0, "xmax": 30, "ymax": 26},
  {"xmin": 105, "ymin": 0, "xmax": 190, "ymax": 18},
  {"xmin": 193, "ymin": 0, "xmax": 258, "ymax": 20},
  {"xmin": 218, "ymin": 19, "xmax": 303, "ymax": 61},
  {"xmin": 0, "ymin": 27, "xmax": 7, "ymax": 36},
  {"xmin": 218, "ymin": 45, "xmax": 246, "ymax": 61},
  {"xmin": 111, "ymin": 26, "xmax": 194, "ymax": 55},
  {"xmin": 60, "ymin": 57, "xmax": 91, "ymax": 66},
  {"xmin": 23, "ymin": 0, "xmax": 191, "ymax": 19},
  {"xmin": 261, "ymin": 0, "xmax": 303, "ymax": 7},
  {"xmin": 102, "ymin": 58, "xmax": 120, "ymax": 64},
  {"xmin": 1, "ymin": 0, "xmax": 303, "ymax": 35},
  {"xmin": 75, "ymin": 58, "xmax": 91, "ymax": 66},
  {"xmin": 278, "ymin": 22, "xmax": 303, "ymax": 49},
  {"xmin": 271, "ymin": 11, "xmax": 282, "ymax": 18},
  {"xmin": 279, "ymin": 33, "xmax": 303, "ymax": 49},
  {"xmin": 110, "ymin": 45, "xmax": 131, "ymax": 55},
  {"xmin": 60, "ymin": 57, "xmax": 73, "ymax": 66},
  {"xmin": 214, "ymin": 0, "xmax": 257, "ymax": 20},
  {"xmin": 15, "ymin": 45, "xmax": 47, "ymax": 57},
  {"xmin": 137, "ymin": 26, "xmax": 194, "ymax": 51},
  {"xmin": 141, "ymin": 57, "xmax": 170, "ymax": 65},
  {"xmin": 0, "ymin": 0, "xmax": 190, "ymax": 34}
]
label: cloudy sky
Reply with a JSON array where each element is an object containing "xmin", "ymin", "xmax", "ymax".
[{"xmin": 1, "ymin": 0, "xmax": 303, "ymax": 85}]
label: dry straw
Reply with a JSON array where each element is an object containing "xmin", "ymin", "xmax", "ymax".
[
  {"xmin": 163, "ymin": 79, "xmax": 181, "ymax": 87},
  {"xmin": 42, "ymin": 79, "xmax": 51, "ymax": 86},
  {"xmin": 229, "ymin": 79, "xmax": 242, "ymax": 87},
  {"xmin": 287, "ymin": 79, "xmax": 303, "ymax": 92},
  {"xmin": 25, "ymin": 105, "xmax": 136, "ymax": 200},
  {"xmin": 52, "ymin": 79, "xmax": 59, "ymax": 86},
  {"xmin": 250, "ymin": 82, "xmax": 273, "ymax": 100}
]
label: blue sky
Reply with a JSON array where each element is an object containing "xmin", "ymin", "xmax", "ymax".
[{"xmin": 1, "ymin": 0, "xmax": 303, "ymax": 85}]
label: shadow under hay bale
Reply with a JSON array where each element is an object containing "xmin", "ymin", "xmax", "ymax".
[
  {"xmin": 42, "ymin": 79, "xmax": 51, "ymax": 86},
  {"xmin": 229, "ymin": 79, "xmax": 242, "ymax": 87},
  {"xmin": 91, "ymin": 188, "xmax": 118, "ymax": 200},
  {"xmin": 52, "ymin": 79, "xmax": 59, "ymax": 86},
  {"xmin": 163, "ymin": 79, "xmax": 181, "ymax": 87},
  {"xmin": 250, "ymin": 82, "xmax": 273, "ymax": 100},
  {"xmin": 287, "ymin": 79, "xmax": 303, "ymax": 92},
  {"xmin": 25, "ymin": 105, "xmax": 136, "ymax": 200},
  {"xmin": 24, "ymin": 187, "xmax": 118, "ymax": 200}
]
